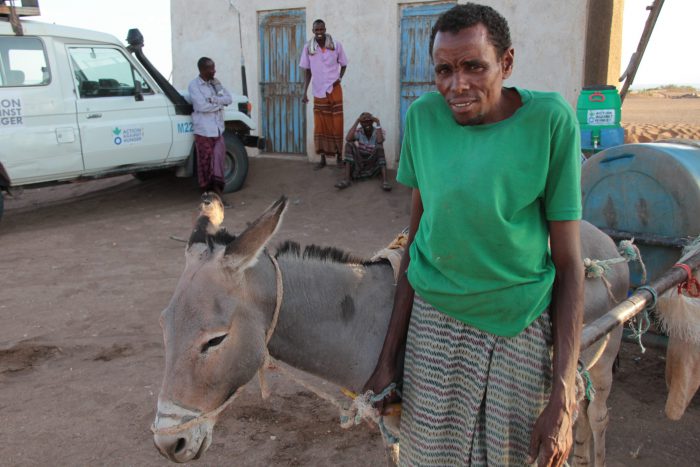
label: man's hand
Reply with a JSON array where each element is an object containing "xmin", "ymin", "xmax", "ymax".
[
  {"xmin": 302, "ymin": 94, "xmax": 309, "ymax": 104},
  {"xmin": 362, "ymin": 361, "xmax": 401, "ymax": 415},
  {"xmin": 210, "ymin": 78, "xmax": 224, "ymax": 94},
  {"xmin": 527, "ymin": 396, "xmax": 576, "ymax": 467}
]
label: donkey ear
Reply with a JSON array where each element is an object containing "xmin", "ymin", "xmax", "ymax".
[{"xmin": 223, "ymin": 196, "xmax": 288, "ymax": 271}]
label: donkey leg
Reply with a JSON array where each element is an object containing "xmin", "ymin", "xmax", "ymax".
[
  {"xmin": 587, "ymin": 327, "xmax": 622, "ymax": 467},
  {"xmin": 572, "ymin": 399, "xmax": 592, "ymax": 466}
]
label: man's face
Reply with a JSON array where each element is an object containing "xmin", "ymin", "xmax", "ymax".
[
  {"xmin": 360, "ymin": 118, "xmax": 374, "ymax": 132},
  {"xmin": 313, "ymin": 22, "xmax": 326, "ymax": 41},
  {"xmin": 200, "ymin": 61, "xmax": 216, "ymax": 81},
  {"xmin": 432, "ymin": 24, "xmax": 513, "ymax": 126}
]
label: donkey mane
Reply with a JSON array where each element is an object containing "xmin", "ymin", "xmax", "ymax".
[{"xmin": 275, "ymin": 240, "xmax": 376, "ymax": 266}]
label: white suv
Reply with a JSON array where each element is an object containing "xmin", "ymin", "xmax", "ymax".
[{"xmin": 0, "ymin": 19, "xmax": 263, "ymax": 221}]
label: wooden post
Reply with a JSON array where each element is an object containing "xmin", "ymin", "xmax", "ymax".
[{"xmin": 581, "ymin": 249, "xmax": 700, "ymax": 351}]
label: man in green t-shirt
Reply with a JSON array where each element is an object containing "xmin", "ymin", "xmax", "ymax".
[{"xmin": 364, "ymin": 4, "xmax": 583, "ymax": 466}]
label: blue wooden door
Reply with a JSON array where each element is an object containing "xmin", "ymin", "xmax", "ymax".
[
  {"xmin": 399, "ymin": 2, "xmax": 456, "ymax": 146},
  {"xmin": 259, "ymin": 10, "xmax": 306, "ymax": 154}
]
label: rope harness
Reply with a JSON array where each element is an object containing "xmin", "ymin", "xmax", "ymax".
[
  {"xmin": 150, "ymin": 252, "xmax": 284, "ymax": 437},
  {"xmin": 584, "ymin": 238, "xmax": 647, "ymax": 303},
  {"xmin": 628, "ymin": 285, "xmax": 657, "ymax": 353}
]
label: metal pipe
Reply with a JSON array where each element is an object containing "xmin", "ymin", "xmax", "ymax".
[
  {"xmin": 599, "ymin": 227, "xmax": 693, "ymax": 249},
  {"xmin": 228, "ymin": 1, "xmax": 248, "ymax": 96},
  {"xmin": 581, "ymin": 249, "xmax": 700, "ymax": 351}
]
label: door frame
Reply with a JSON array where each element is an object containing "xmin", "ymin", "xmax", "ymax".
[
  {"xmin": 258, "ymin": 8, "xmax": 306, "ymax": 155},
  {"xmin": 398, "ymin": 2, "xmax": 456, "ymax": 156}
]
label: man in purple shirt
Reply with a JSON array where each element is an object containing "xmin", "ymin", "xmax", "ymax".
[
  {"xmin": 299, "ymin": 19, "xmax": 348, "ymax": 170},
  {"xmin": 188, "ymin": 57, "xmax": 233, "ymax": 199}
]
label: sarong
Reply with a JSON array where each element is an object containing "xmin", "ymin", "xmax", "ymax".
[
  {"xmin": 313, "ymin": 83, "xmax": 344, "ymax": 155},
  {"xmin": 343, "ymin": 143, "xmax": 386, "ymax": 180},
  {"xmin": 400, "ymin": 295, "xmax": 552, "ymax": 466},
  {"xmin": 194, "ymin": 134, "xmax": 226, "ymax": 193}
]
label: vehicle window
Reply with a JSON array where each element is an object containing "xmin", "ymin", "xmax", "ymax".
[
  {"xmin": 68, "ymin": 47, "xmax": 153, "ymax": 98},
  {"xmin": 0, "ymin": 36, "xmax": 51, "ymax": 87}
]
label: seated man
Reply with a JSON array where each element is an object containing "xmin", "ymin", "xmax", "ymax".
[{"xmin": 335, "ymin": 112, "xmax": 391, "ymax": 191}]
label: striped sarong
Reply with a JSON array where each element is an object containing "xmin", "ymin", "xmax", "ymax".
[
  {"xmin": 400, "ymin": 295, "xmax": 552, "ymax": 466},
  {"xmin": 344, "ymin": 143, "xmax": 386, "ymax": 180},
  {"xmin": 194, "ymin": 134, "xmax": 226, "ymax": 193},
  {"xmin": 313, "ymin": 83, "xmax": 344, "ymax": 155}
]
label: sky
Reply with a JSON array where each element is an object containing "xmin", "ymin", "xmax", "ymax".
[{"xmin": 32, "ymin": 0, "xmax": 700, "ymax": 89}]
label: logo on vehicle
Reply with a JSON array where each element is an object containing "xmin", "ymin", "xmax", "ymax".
[
  {"xmin": 113, "ymin": 126, "xmax": 143, "ymax": 145},
  {"xmin": 0, "ymin": 97, "xmax": 23, "ymax": 127},
  {"xmin": 113, "ymin": 127, "xmax": 122, "ymax": 145}
]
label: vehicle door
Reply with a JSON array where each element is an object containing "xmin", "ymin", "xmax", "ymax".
[
  {"xmin": 0, "ymin": 35, "xmax": 82, "ymax": 185},
  {"xmin": 67, "ymin": 45, "xmax": 172, "ymax": 171}
]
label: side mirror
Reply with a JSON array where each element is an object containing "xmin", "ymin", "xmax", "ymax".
[{"xmin": 134, "ymin": 81, "xmax": 144, "ymax": 101}]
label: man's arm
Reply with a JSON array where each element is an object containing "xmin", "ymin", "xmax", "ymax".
[
  {"xmin": 363, "ymin": 188, "xmax": 423, "ymax": 411},
  {"xmin": 374, "ymin": 116, "xmax": 384, "ymax": 145},
  {"xmin": 188, "ymin": 81, "xmax": 221, "ymax": 113},
  {"xmin": 345, "ymin": 115, "xmax": 361, "ymax": 142},
  {"xmin": 302, "ymin": 68, "xmax": 312, "ymax": 104},
  {"xmin": 528, "ymin": 219, "xmax": 584, "ymax": 467},
  {"xmin": 210, "ymin": 79, "xmax": 233, "ymax": 107},
  {"xmin": 336, "ymin": 41, "xmax": 348, "ymax": 83}
]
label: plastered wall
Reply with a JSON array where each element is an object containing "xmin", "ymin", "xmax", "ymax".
[{"xmin": 171, "ymin": 0, "xmax": 590, "ymax": 166}]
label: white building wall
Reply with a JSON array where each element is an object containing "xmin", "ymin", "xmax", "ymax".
[{"xmin": 170, "ymin": 0, "xmax": 588, "ymax": 166}]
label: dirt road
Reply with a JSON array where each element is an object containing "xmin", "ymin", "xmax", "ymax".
[{"xmin": 1, "ymin": 157, "xmax": 698, "ymax": 466}]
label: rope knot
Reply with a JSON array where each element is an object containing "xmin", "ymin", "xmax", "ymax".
[
  {"xmin": 673, "ymin": 263, "xmax": 700, "ymax": 298},
  {"xmin": 618, "ymin": 238, "xmax": 647, "ymax": 283},
  {"xmin": 583, "ymin": 258, "xmax": 609, "ymax": 279},
  {"xmin": 339, "ymin": 383, "xmax": 400, "ymax": 445}
]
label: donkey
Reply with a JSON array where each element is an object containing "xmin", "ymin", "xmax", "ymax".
[
  {"xmin": 152, "ymin": 195, "xmax": 628, "ymax": 466},
  {"xmin": 657, "ymin": 252, "xmax": 700, "ymax": 421}
]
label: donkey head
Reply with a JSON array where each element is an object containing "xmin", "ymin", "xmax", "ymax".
[{"xmin": 153, "ymin": 193, "xmax": 287, "ymax": 463}]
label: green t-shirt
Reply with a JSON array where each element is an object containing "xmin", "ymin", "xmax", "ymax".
[{"xmin": 397, "ymin": 88, "xmax": 581, "ymax": 337}]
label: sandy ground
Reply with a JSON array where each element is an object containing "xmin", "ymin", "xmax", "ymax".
[
  {"xmin": 1, "ymin": 93, "xmax": 699, "ymax": 466},
  {"xmin": 622, "ymin": 92, "xmax": 700, "ymax": 142}
]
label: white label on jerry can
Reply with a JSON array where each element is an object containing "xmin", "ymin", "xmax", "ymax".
[{"xmin": 587, "ymin": 109, "xmax": 616, "ymax": 125}]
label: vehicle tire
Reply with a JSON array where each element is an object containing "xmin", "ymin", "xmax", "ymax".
[
  {"xmin": 0, "ymin": 191, "xmax": 4, "ymax": 223},
  {"xmin": 222, "ymin": 132, "xmax": 249, "ymax": 193}
]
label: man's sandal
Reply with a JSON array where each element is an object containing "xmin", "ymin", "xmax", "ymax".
[
  {"xmin": 335, "ymin": 180, "xmax": 351, "ymax": 190},
  {"xmin": 381, "ymin": 181, "xmax": 392, "ymax": 192}
]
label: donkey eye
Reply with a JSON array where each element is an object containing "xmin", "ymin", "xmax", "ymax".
[{"xmin": 201, "ymin": 334, "xmax": 228, "ymax": 353}]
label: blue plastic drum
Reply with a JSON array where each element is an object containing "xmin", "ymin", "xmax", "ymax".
[{"xmin": 582, "ymin": 141, "xmax": 700, "ymax": 286}]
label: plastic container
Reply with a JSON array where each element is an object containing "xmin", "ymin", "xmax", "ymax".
[
  {"xmin": 581, "ymin": 141, "xmax": 700, "ymax": 285},
  {"xmin": 577, "ymin": 85, "xmax": 624, "ymax": 154}
]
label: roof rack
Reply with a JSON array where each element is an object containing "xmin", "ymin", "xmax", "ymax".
[{"xmin": 0, "ymin": 0, "xmax": 41, "ymax": 18}]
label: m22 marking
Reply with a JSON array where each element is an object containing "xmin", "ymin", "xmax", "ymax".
[{"xmin": 177, "ymin": 122, "xmax": 194, "ymax": 134}]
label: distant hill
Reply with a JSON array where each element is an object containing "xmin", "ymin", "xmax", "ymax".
[{"xmin": 630, "ymin": 85, "xmax": 699, "ymax": 99}]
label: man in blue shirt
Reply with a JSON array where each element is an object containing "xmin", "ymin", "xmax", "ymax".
[{"xmin": 188, "ymin": 57, "xmax": 233, "ymax": 198}]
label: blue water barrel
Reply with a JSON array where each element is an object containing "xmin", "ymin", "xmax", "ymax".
[{"xmin": 581, "ymin": 141, "xmax": 700, "ymax": 286}]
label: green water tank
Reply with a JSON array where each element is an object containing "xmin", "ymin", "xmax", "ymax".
[{"xmin": 577, "ymin": 85, "xmax": 624, "ymax": 154}]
